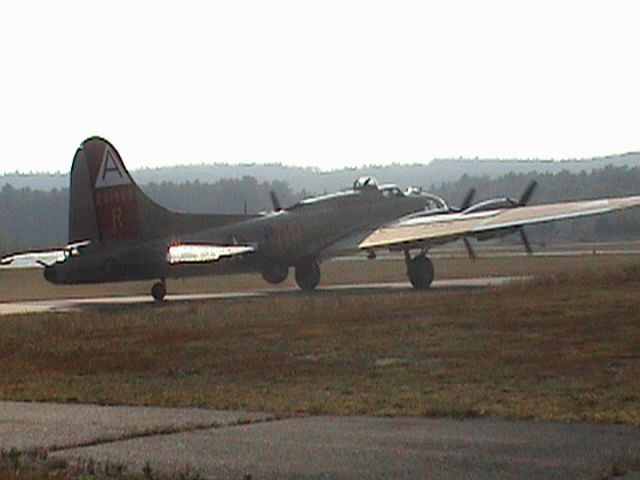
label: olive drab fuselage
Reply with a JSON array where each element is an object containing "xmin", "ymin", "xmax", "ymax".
[{"xmin": 45, "ymin": 183, "xmax": 436, "ymax": 285}]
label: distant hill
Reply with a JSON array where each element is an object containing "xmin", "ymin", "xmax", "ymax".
[
  {"xmin": 425, "ymin": 152, "xmax": 640, "ymax": 188},
  {"xmin": 3, "ymin": 152, "xmax": 640, "ymax": 193}
]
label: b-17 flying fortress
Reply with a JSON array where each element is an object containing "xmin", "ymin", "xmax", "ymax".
[{"xmin": 3, "ymin": 136, "xmax": 640, "ymax": 300}]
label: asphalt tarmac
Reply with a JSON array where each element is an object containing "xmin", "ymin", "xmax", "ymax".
[
  {"xmin": 1, "ymin": 401, "xmax": 638, "ymax": 479},
  {"xmin": 0, "ymin": 276, "xmax": 523, "ymax": 316}
]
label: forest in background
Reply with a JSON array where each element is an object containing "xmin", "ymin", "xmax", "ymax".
[
  {"xmin": 2, "ymin": 165, "xmax": 640, "ymax": 254},
  {"xmin": 3, "ymin": 152, "xmax": 640, "ymax": 193}
]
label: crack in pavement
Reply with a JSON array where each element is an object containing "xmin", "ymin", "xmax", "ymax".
[
  {"xmin": 46, "ymin": 415, "xmax": 287, "ymax": 454},
  {"xmin": 0, "ymin": 400, "xmax": 277, "ymax": 455}
]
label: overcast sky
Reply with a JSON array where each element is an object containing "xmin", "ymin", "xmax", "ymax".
[{"xmin": 1, "ymin": 1, "xmax": 639, "ymax": 174}]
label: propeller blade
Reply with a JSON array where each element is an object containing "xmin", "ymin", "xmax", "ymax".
[
  {"xmin": 519, "ymin": 228, "xmax": 533, "ymax": 255},
  {"xmin": 463, "ymin": 237, "xmax": 477, "ymax": 260},
  {"xmin": 269, "ymin": 190, "xmax": 283, "ymax": 212},
  {"xmin": 518, "ymin": 180, "xmax": 538, "ymax": 206},
  {"xmin": 460, "ymin": 188, "xmax": 476, "ymax": 211}
]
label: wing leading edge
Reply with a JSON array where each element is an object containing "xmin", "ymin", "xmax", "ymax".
[{"xmin": 359, "ymin": 195, "xmax": 640, "ymax": 250}]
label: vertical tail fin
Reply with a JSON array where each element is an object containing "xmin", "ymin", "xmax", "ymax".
[
  {"xmin": 69, "ymin": 137, "xmax": 165, "ymax": 242},
  {"xmin": 68, "ymin": 136, "xmax": 253, "ymax": 244}
]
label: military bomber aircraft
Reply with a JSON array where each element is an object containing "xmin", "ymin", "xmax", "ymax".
[{"xmin": 3, "ymin": 136, "xmax": 640, "ymax": 300}]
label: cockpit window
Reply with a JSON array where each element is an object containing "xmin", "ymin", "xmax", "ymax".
[{"xmin": 381, "ymin": 186, "xmax": 405, "ymax": 198}]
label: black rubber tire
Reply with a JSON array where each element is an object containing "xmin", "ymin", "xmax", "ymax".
[
  {"xmin": 407, "ymin": 256, "xmax": 434, "ymax": 290},
  {"xmin": 295, "ymin": 260, "xmax": 321, "ymax": 291},
  {"xmin": 262, "ymin": 265, "xmax": 289, "ymax": 284},
  {"xmin": 151, "ymin": 281, "xmax": 167, "ymax": 302}
]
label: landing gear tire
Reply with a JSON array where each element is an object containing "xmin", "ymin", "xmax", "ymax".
[
  {"xmin": 151, "ymin": 280, "xmax": 166, "ymax": 302},
  {"xmin": 407, "ymin": 255, "xmax": 434, "ymax": 290},
  {"xmin": 295, "ymin": 260, "xmax": 320, "ymax": 291},
  {"xmin": 262, "ymin": 265, "xmax": 289, "ymax": 284}
]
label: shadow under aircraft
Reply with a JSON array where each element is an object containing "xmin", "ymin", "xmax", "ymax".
[{"xmin": 3, "ymin": 136, "xmax": 640, "ymax": 300}]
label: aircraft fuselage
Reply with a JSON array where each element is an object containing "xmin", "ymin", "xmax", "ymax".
[{"xmin": 44, "ymin": 185, "xmax": 434, "ymax": 286}]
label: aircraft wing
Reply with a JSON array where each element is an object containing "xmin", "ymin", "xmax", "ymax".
[
  {"xmin": 317, "ymin": 227, "xmax": 380, "ymax": 259},
  {"xmin": 359, "ymin": 195, "xmax": 640, "ymax": 250},
  {"xmin": 167, "ymin": 244, "xmax": 254, "ymax": 264}
]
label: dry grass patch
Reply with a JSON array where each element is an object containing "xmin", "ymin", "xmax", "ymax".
[{"xmin": 1, "ymin": 258, "xmax": 640, "ymax": 426}]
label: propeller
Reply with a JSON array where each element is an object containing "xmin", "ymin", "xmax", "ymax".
[
  {"xmin": 453, "ymin": 187, "xmax": 477, "ymax": 259},
  {"xmin": 448, "ymin": 188, "xmax": 476, "ymax": 213},
  {"xmin": 459, "ymin": 188, "xmax": 476, "ymax": 211},
  {"xmin": 269, "ymin": 190, "xmax": 283, "ymax": 212},
  {"xmin": 463, "ymin": 237, "xmax": 477, "ymax": 260},
  {"xmin": 519, "ymin": 229, "xmax": 533, "ymax": 255},
  {"xmin": 518, "ymin": 180, "xmax": 538, "ymax": 206},
  {"xmin": 517, "ymin": 180, "xmax": 538, "ymax": 254},
  {"xmin": 456, "ymin": 180, "xmax": 538, "ymax": 259}
]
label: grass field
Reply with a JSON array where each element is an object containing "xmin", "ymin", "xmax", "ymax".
[{"xmin": 1, "ymin": 250, "xmax": 640, "ymax": 427}]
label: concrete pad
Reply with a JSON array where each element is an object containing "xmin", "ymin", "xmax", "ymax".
[
  {"xmin": 56, "ymin": 416, "xmax": 640, "ymax": 480},
  {"xmin": 0, "ymin": 401, "xmax": 272, "ymax": 451}
]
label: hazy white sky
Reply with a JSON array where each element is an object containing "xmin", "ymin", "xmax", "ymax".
[{"xmin": 1, "ymin": 1, "xmax": 639, "ymax": 174}]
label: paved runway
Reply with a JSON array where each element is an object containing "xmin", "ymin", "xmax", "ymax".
[
  {"xmin": 1, "ymin": 401, "xmax": 638, "ymax": 479},
  {"xmin": 0, "ymin": 276, "xmax": 523, "ymax": 316}
]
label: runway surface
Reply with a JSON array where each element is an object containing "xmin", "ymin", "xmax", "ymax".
[
  {"xmin": 1, "ymin": 401, "xmax": 638, "ymax": 479},
  {"xmin": 0, "ymin": 276, "xmax": 524, "ymax": 316}
]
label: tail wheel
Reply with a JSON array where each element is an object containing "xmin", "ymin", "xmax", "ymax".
[
  {"xmin": 407, "ymin": 255, "xmax": 434, "ymax": 290},
  {"xmin": 151, "ymin": 280, "xmax": 166, "ymax": 302},
  {"xmin": 295, "ymin": 260, "xmax": 320, "ymax": 291}
]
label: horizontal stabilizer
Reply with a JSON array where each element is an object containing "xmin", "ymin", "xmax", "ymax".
[
  {"xmin": 167, "ymin": 244, "xmax": 254, "ymax": 264},
  {"xmin": 1, "ymin": 241, "xmax": 91, "ymax": 268},
  {"xmin": 1, "ymin": 251, "xmax": 65, "ymax": 267}
]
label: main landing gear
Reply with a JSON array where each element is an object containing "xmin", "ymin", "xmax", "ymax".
[
  {"xmin": 295, "ymin": 259, "xmax": 320, "ymax": 290},
  {"xmin": 262, "ymin": 264, "xmax": 289, "ymax": 284},
  {"xmin": 405, "ymin": 251, "xmax": 434, "ymax": 290},
  {"xmin": 151, "ymin": 279, "xmax": 167, "ymax": 302}
]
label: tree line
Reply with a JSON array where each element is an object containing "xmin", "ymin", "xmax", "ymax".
[
  {"xmin": 0, "ymin": 177, "xmax": 304, "ymax": 254},
  {"xmin": 1, "ymin": 165, "xmax": 640, "ymax": 255},
  {"xmin": 430, "ymin": 165, "xmax": 640, "ymax": 244}
]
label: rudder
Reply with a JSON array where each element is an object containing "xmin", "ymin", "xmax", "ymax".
[
  {"xmin": 69, "ymin": 137, "xmax": 158, "ymax": 242},
  {"xmin": 68, "ymin": 137, "xmax": 253, "ymax": 245}
]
